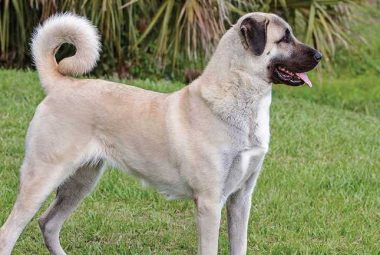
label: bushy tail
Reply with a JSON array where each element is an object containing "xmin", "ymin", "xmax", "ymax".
[{"xmin": 31, "ymin": 13, "xmax": 101, "ymax": 93}]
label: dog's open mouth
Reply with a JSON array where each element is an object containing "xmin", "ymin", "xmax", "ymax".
[{"xmin": 274, "ymin": 65, "xmax": 312, "ymax": 87}]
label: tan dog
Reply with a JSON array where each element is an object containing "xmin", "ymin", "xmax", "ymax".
[{"xmin": 0, "ymin": 12, "xmax": 321, "ymax": 255}]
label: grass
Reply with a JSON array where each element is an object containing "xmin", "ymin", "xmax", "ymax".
[{"xmin": 0, "ymin": 67, "xmax": 379, "ymax": 254}]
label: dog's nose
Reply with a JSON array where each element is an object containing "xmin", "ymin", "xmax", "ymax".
[{"xmin": 314, "ymin": 51, "xmax": 322, "ymax": 62}]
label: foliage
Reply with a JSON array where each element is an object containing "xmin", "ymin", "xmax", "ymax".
[
  {"xmin": 0, "ymin": 0, "xmax": 365, "ymax": 79},
  {"xmin": 333, "ymin": 3, "xmax": 380, "ymax": 76}
]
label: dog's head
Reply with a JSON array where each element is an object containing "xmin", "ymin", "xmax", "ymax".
[{"xmin": 236, "ymin": 12, "xmax": 322, "ymax": 87}]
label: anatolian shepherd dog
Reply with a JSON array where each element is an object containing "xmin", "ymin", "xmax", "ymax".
[{"xmin": 0, "ymin": 12, "xmax": 321, "ymax": 255}]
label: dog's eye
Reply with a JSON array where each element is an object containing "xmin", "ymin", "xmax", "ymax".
[{"xmin": 279, "ymin": 29, "xmax": 291, "ymax": 44}]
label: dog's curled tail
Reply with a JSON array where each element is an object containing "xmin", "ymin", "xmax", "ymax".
[{"xmin": 31, "ymin": 13, "xmax": 100, "ymax": 92}]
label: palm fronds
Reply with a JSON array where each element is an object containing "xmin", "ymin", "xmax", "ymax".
[{"xmin": 0, "ymin": 0, "xmax": 365, "ymax": 78}]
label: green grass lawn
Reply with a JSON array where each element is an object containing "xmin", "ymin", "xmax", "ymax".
[{"xmin": 0, "ymin": 67, "xmax": 379, "ymax": 254}]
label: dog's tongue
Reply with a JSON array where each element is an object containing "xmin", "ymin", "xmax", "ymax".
[{"xmin": 296, "ymin": 72, "xmax": 312, "ymax": 87}]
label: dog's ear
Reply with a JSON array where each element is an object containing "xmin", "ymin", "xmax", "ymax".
[{"xmin": 240, "ymin": 17, "xmax": 269, "ymax": 56}]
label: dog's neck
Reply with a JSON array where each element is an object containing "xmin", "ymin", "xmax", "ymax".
[{"xmin": 189, "ymin": 27, "xmax": 272, "ymax": 131}]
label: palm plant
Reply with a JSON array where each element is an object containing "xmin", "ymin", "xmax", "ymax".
[{"xmin": 0, "ymin": 0, "xmax": 365, "ymax": 78}]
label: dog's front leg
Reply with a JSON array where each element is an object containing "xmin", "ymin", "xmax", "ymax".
[
  {"xmin": 227, "ymin": 160, "xmax": 264, "ymax": 255},
  {"xmin": 195, "ymin": 196, "xmax": 222, "ymax": 255},
  {"xmin": 226, "ymin": 189, "xmax": 253, "ymax": 255}
]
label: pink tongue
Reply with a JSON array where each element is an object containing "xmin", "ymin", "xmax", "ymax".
[{"xmin": 296, "ymin": 72, "xmax": 312, "ymax": 87}]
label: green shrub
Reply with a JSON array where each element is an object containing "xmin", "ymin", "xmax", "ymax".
[{"xmin": 0, "ymin": 0, "xmax": 364, "ymax": 80}]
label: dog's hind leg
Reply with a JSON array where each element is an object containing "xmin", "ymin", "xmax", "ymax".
[
  {"xmin": 39, "ymin": 161, "xmax": 105, "ymax": 255},
  {"xmin": 0, "ymin": 159, "xmax": 79, "ymax": 255}
]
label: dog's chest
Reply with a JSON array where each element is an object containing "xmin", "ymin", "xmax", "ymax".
[{"xmin": 222, "ymin": 91, "xmax": 271, "ymax": 199}]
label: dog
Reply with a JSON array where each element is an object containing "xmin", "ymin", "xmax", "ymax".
[{"xmin": 0, "ymin": 12, "xmax": 321, "ymax": 255}]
